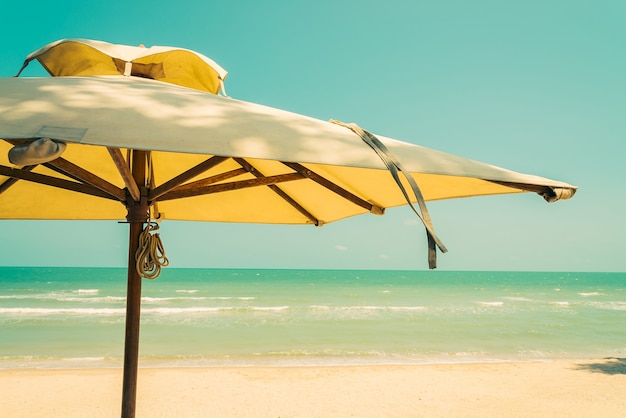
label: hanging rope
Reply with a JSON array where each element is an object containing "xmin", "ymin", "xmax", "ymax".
[{"xmin": 135, "ymin": 222, "xmax": 169, "ymax": 279}]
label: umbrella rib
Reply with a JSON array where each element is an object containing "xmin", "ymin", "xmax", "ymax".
[
  {"xmin": 156, "ymin": 173, "xmax": 305, "ymax": 201},
  {"xmin": 44, "ymin": 157, "xmax": 126, "ymax": 201},
  {"xmin": 107, "ymin": 147, "xmax": 141, "ymax": 202},
  {"xmin": 234, "ymin": 158, "xmax": 321, "ymax": 226},
  {"xmin": 0, "ymin": 165, "xmax": 35, "ymax": 195},
  {"xmin": 158, "ymin": 167, "xmax": 248, "ymax": 195},
  {"xmin": 486, "ymin": 180, "xmax": 565, "ymax": 199},
  {"xmin": 149, "ymin": 155, "xmax": 229, "ymax": 201},
  {"xmin": 281, "ymin": 162, "xmax": 385, "ymax": 215},
  {"xmin": 0, "ymin": 164, "xmax": 119, "ymax": 200}
]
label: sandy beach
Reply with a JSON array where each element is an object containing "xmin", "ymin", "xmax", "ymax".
[{"xmin": 1, "ymin": 359, "xmax": 625, "ymax": 417}]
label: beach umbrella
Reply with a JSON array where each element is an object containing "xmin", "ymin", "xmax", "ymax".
[{"xmin": 0, "ymin": 39, "xmax": 576, "ymax": 417}]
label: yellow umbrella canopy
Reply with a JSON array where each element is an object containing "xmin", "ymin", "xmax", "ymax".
[
  {"xmin": 16, "ymin": 38, "xmax": 228, "ymax": 94},
  {"xmin": 0, "ymin": 39, "xmax": 577, "ymax": 417}
]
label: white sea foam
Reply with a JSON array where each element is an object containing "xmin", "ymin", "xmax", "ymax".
[
  {"xmin": 47, "ymin": 296, "xmax": 256, "ymax": 305},
  {"xmin": 476, "ymin": 301, "xmax": 504, "ymax": 307},
  {"xmin": 61, "ymin": 357, "xmax": 106, "ymax": 363},
  {"xmin": 57, "ymin": 296, "xmax": 126, "ymax": 303},
  {"xmin": 586, "ymin": 302, "xmax": 626, "ymax": 311},
  {"xmin": 141, "ymin": 296, "xmax": 208, "ymax": 303},
  {"xmin": 144, "ymin": 307, "xmax": 225, "ymax": 314},
  {"xmin": 0, "ymin": 307, "xmax": 124, "ymax": 315},
  {"xmin": 503, "ymin": 297, "xmax": 532, "ymax": 302},
  {"xmin": 551, "ymin": 301, "xmax": 570, "ymax": 306},
  {"xmin": 141, "ymin": 306, "xmax": 289, "ymax": 314},
  {"xmin": 175, "ymin": 290, "xmax": 199, "ymax": 294},
  {"xmin": 578, "ymin": 292, "xmax": 602, "ymax": 297},
  {"xmin": 310, "ymin": 305, "xmax": 331, "ymax": 310},
  {"xmin": 388, "ymin": 306, "xmax": 426, "ymax": 311},
  {"xmin": 73, "ymin": 289, "xmax": 99, "ymax": 295},
  {"xmin": 250, "ymin": 306, "xmax": 289, "ymax": 312},
  {"xmin": 0, "ymin": 293, "xmax": 82, "ymax": 300},
  {"xmin": 309, "ymin": 305, "xmax": 425, "ymax": 312}
]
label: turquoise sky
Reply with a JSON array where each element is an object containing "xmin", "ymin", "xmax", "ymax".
[{"xmin": 1, "ymin": 1, "xmax": 624, "ymax": 271}]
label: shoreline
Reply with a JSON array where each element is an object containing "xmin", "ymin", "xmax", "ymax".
[
  {"xmin": 1, "ymin": 358, "xmax": 625, "ymax": 417},
  {"xmin": 0, "ymin": 353, "xmax": 604, "ymax": 370}
]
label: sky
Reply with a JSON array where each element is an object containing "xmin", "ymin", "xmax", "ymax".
[{"xmin": 0, "ymin": 0, "xmax": 624, "ymax": 272}]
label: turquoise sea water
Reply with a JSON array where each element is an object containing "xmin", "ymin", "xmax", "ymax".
[{"xmin": 0, "ymin": 267, "xmax": 624, "ymax": 368}]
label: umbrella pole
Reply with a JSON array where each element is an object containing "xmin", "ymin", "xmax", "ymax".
[
  {"xmin": 121, "ymin": 150, "xmax": 148, "ymax": 418},
  {"xmin": 121, "ymin": 223, "xmax": 143, "ymax": 418}
]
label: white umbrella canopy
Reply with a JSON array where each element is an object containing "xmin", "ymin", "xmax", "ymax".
[
  {"xmin": 0, "ymin": 76, "xmax": 575, "ymax": 223},
  {"xmin": 0, "ymin": 39, "xmax": 577, "ymax": 417}
]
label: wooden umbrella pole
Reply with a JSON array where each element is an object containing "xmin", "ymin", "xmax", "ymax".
[{"xmin": 121, "ymin": 150, "xmax": 148, "ymax": 418}]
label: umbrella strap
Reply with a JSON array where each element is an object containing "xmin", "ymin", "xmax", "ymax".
[
  {"xmin": 330, "ymin": 120, "xmax": 447, "ymax": 269},
  {"xmin": 135, "ymin": 222, "xmax": 170, "ymax": 279},
  {"xmin": 15, "ymin": 60, "xmax": 30, "ymax": 77}
]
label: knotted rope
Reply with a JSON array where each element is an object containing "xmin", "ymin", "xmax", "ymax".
[{"xmin": 135, "ymin": 222, "xmax": 169, "ymax": 279}]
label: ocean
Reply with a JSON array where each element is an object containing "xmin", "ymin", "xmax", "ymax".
[{"xmin": 0, "ymin": 267, "xmax": 624, "ymax": 368}]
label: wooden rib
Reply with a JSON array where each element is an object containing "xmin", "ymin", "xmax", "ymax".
[
  {"xmin": 234, "ymin": 158, "xmax": 320, "ymax": 225},
  {"xmin": 0, "ymin": 165, "xmax": 35, "ymax": 195},
  {"xmin": 157, "ymin": 173, "xmax": 304, "ymax": 201},
  {"xmin": 168, "ymin": 168, "xmax": 248, "ymax": 193},
  {"xmin": 263, "ymin": 185, "xmax": 320, "ymax": 225},
  {"xmin": 281, "ymin": 162, "xmax": 383, "ymax": 214},
  {"xmin": 149, "ymin": 155, "xmax": 228, "ymax": 201},
  {"xmin": 0, "ymin": 164, "xmax": 119, "ymax": 200},
  {"xmin": 2, "ymin": 138, "xmax": 26, "ymax": 146},
  {"xmin": 107, "ymin": 147, "xmax": 140, "ymax": 201},
  {"xmin": 487, "ymin": 180, "xmax": 555, "ymax": 195},
  {"xmin": 44, "ymin": 158, "xmax": 126, "ymax": 201}
]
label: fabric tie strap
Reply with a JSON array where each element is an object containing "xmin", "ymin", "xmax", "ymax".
[{"xmin": 330, "ymin": 120, "xmax": 447, "ymax": 269}]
